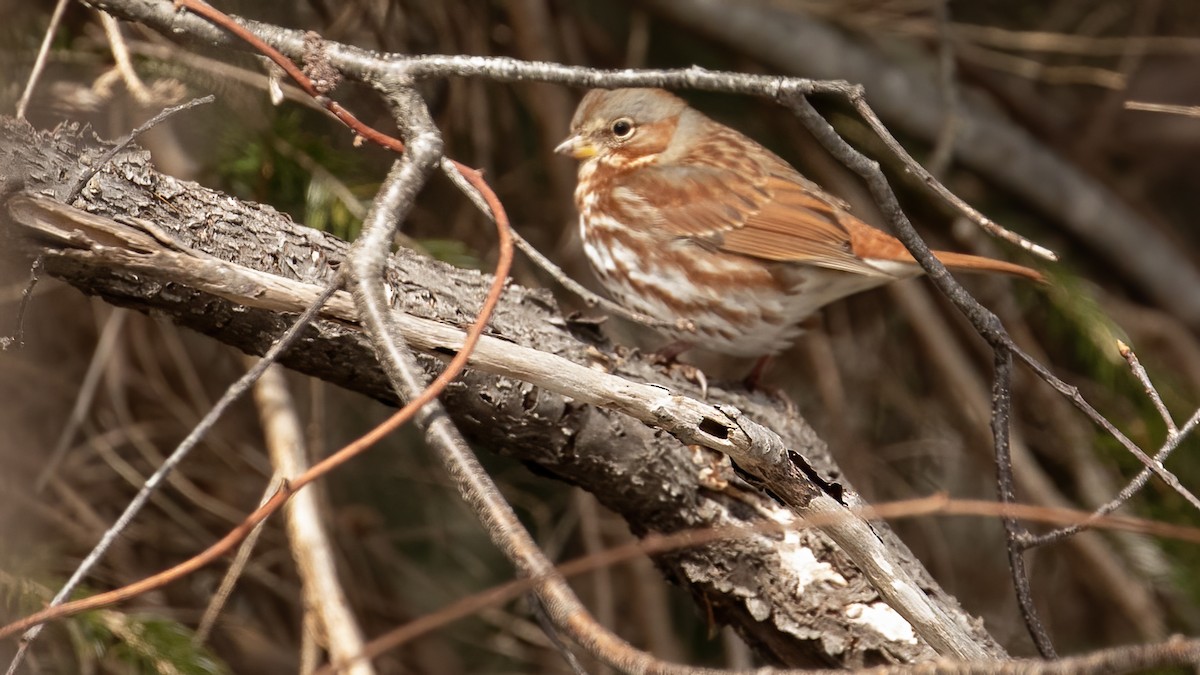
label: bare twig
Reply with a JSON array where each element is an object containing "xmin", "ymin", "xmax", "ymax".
[
  {"xmin": 174, "ymin": 12, "xmax": 604, "ymax": 666},
  {"xmin": 1, "ymin": 255, "xmax": 43, "ymax": 351},
  {"xmin": 64, "ymin": 94, "xmax": 214, "ymax": 203},
  {"xmin": 1078, "ymin": 1, "xmax": 1159, "ymax": 154},
  {"xmin": 252, "ymin": 362, "xmax": 373, "ymax": 675},
  {"xmin": 98, "ymin": 11, "xmax": 155, "ymax": 105},
  {"xmin": 34, "ymin": 308, "xmax": 129, "ymax": 492},
  {"xmin": 992, "ymin": 351, "xmax": 1055, "ymax": 656},
  {"xmin": 955, "ymin": 44, "xmax": 1128, "ymax": 89},
  {"xmin": 789, "ymin": 77, "xmax": 1198, "ymax": 649},
  {"xmin": 351, "ymin": 84, "xmax": 669, "ymax": 673},
  {"xmin": 1028, "ymin": 408, "xmax": 1200, "ymax": 548},
  {"xmin": 1010, "ymin": 344, "xmax": 1200, "ymax": 516},
  {"xmin": 1125, "ymin": 101, "xmax": 1200, "ymax": 118},
  {"xmin": 840, "ymin": 91, "xmax": 1056, "ymax": 260},
  {"xmin": 778, "ymin": 92, "xmax": 1055, "ymax": 656},
  {"xmin": 890, "ymin": 281, "xmax": 1167, "ymax": 640},
  {"xmin": 927, "ymin": 0, "xmax": 960, "ymax": 177},
  {"xmin": 1119, "ymin": 341, "xmax": 1177, "ymax": 435},
  {"xmin": 192, "ymin": 474, "xmax": 277, "ymax": 645},
  {"xmin": 15, "ymin": 0, "xmax": 69, "ymax": 119},
  {"xmin": 782, "ymin": 83, "xmax": 1200, "ymax": 509},
  {"xmin": 903, "ymin": 20, "xmax": 1200, "ymax": 56},
  {"xmin": 573, "ymin": 490, "xmax": 616, "ymax": 640}
]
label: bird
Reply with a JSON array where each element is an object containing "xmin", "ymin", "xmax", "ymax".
[{"xmin": 555, "ymin": 87, "xmax": 1042, "ymax": 362}]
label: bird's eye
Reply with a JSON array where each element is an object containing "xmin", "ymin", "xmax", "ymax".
[{"xmin": 610, "ymin": 118, "xmax": 634, "ymax": 138}]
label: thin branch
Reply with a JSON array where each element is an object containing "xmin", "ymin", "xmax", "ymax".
[
  {"xmin": 837, "ymin": 91, "xmax": 1056, "ymax": 261},
  {"xmin": 956, "ymin": 43, "xmax": 1127, "ymax": 89},
  {"xmin": 1120, "ymin": 340, "xmax": 1177, "ymax": 435},
  {"xmin": 778, "ymin": 92, "xmax": 1054, "ymax": 655},
  {"xmin": 192, "ymin": 474, "xmax": 277, "ymax": 645},
  {"xmin": 253, "ymin": 362, "xmax": 373, "ymax": 675},
  {"xmin": 1010, "ymin": 344, "xmax": 1200, "ymax": 515},
  {"xmin": 991, "ymin": 352, "xmax": 1056, "ymax": 657},
  {"xmin": 15, "ymin": 0, "xmax": 69, "ymax": 119},
  {"xmin": 172, "ymin": 13, "xmax": 606, "ymax": 667},
  {"xmin": 98, "ymin": 11, "xmax": 155, "ymax": 105},
  {"xmin": 1125, "ymin": 101, "xmax": 1200, "ymax": 118},
  {"xmin": 781, "ymin": 82, "xmax": 1200, "ymax": 557},
  {"xmin": 64, "ymin": 94, "xmax": 214, "ymax": 203},
  {"xmin": 912, "ymin": 21, "xmax": 1200, "ymax": 56},
  {"xmin": 34, "ymin": 308, "xmax": 129, "ymax": 492},
  {"xmin": 927, "ymin": 0, "xmax": 960, "ymax": 177},
  {"xmin": 1028, "ymin": 408, "xmax": 1200, "ymax": 548},
  {"xmin": 0, "ymin": 254, "xmax": 43, "ymax": 350}
]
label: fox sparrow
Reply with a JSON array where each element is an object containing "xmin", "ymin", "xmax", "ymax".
[{"xmin": 556, "ymin": 88, "xmax": 1042, "ymax": 359}]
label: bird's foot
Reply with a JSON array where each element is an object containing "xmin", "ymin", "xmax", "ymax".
[
  {"xmin": 647, "ymin": 342, "xmax": 709, "ymax": 398},
  {"xmin": 743, "ymin": 355, "xmax": 798, "ymax": 415}
]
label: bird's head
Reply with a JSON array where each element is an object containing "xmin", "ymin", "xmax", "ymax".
[{"xmin": 555, "ymin": 88, "xmax": 687, "ymax": 169}]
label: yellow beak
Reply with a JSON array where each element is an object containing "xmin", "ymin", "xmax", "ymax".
[{"xmin": 554, "ymin": 135, "xmax": 597, "ymax": 159}]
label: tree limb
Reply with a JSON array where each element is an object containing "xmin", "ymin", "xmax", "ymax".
[{"xmin": 0, "ymin": 117, "xmax": 1004, "ymax": 665}]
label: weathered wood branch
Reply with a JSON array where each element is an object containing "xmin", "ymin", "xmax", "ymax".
[{"xmin": 0, "ymin": 117, "xmax": 1003, "ymax": 666}]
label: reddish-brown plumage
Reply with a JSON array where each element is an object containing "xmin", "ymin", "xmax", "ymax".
[{"xmin": 556, "ymin": 88, "xmax": 1043, "ymax": 358}]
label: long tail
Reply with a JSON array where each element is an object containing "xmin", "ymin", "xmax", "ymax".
[
  {"xmin": 931, "ymin": 250, "xmax": 1045, "ymax": 283},
  {"xmin": 847, "ymin": 220, "xmax": 1045, "ymax": 283}
]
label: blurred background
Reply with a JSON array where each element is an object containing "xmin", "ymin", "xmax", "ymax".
[{"xmin": 2, "ymin": 0, "xmax": 1200, "ymax": 672}]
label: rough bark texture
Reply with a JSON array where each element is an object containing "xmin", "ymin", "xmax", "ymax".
[{"xmin": 0, "ymin": 117, "xmax": 1003, "ymax": 666}]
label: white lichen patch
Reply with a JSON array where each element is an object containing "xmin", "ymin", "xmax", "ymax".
[
  {"xmin": 845, "ymin": 602, "xmax": 917, "ymax": 644},
  {"xmin": 768, "ymin": 508, "xmax": 796, "ymax": 526},
  {"xmin": 745, "ymin": 596, "xmax": 771, "ymax": 621},
  {"xmin": 778, "ymin": 532, "xmax": 847, "ymax": 593}
]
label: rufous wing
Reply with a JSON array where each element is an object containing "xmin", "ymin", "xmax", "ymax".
[
  {"xmin": 611, "ymin": 154, "xmax": 1043, "ymax": 283},
  {"xmin": 611, "ymin": 164, "xmax": 884, "ymax": 276}
]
